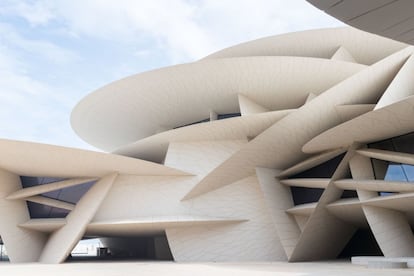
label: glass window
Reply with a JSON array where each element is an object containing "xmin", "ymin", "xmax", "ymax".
[{"xmin": 384, "ymin": 164, "xmax": 407, "ymax": 182}]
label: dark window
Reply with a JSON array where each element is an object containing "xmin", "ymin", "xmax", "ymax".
[
  {"xmin": 288, "ymin": 153, "xmax": 346, "ymax": 179},
  {"xmin": 173, "ymin": 118, "xmax": 210, "ymax": 129},
  {"xmin": 290, "ymin": 187, "xmax": 324, "ymax": 205},
  {"xmin": 217, "ymin": 113, "xmax": 241, "ymax": 120},
  {"xmin": 341, "ymin": 190, "xmax": 358, "ymax": 199},
  {"xmin": 288, "ymin": 153, "xmax": 347, "ymax": 205},
  {"xmin": 338, "ymin": 228, "xmax": 382, "ymax": 258},
  {"xmin": 173, "ymin": 113, "xmax": 241, "ymax": 129},
  {"xmin": 27, "ymin": 201, "xmax": 69, "ymax": 218},
  {"xmin": 369, "ymin": 131, "xmax": 414, "ymax": 154},
  {"xmin": 20, "ymin": 176, "xmax": 96, "ymax": 218}
]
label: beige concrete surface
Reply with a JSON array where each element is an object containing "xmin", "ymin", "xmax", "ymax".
[{"xmin": 1, "ymin": 261, "xmax": 414, "ymax": 276}]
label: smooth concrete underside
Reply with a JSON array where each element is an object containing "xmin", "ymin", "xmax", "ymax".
[{"xmin": 308, "ymin": 0, "xmax": 414, "ymax": 45}]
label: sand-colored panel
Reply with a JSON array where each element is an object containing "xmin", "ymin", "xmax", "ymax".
[
  {"xmin": 357, "ymin": 148, "xmax": 414, "ymax": 166},
  {"xmin": 331, "ymin": 46, "xmax": 357, "ymax": 63},
  {"xmin": 0, "ymin": 139, "xmax": 187, "ymax": 178},
  {"xmin": 280, "ymin": 178, "xmax": 330, "ymax": 189},
  {"xmin": 238, "ymin": 94, "xmax": 269, "ymax": 115},
  {"xmin": 19, "ymin": 219, "xmax": 66, "ymax": 233}
]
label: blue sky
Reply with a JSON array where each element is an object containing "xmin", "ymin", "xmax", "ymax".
[{"xmin": 0, "ymin": 0, "xmax": 343, "ymax": 151}]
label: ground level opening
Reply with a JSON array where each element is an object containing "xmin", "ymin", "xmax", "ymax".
[
  {"xmin": 0, "ymin": 237, "xmax": 8, "ymax": 262},
  {"xmin": 338, "ymin": 228, "xmax": 382, "ymax": 259},
  {"xmin": 69, "ymin": 233, "xmax": 173, "ymax": 262}
]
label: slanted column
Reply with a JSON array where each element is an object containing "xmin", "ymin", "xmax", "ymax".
[
  {"xmin": 349, "ymin": 153, "xmax": 377, "ymax": 200},
  {"xmin": 255, "ymin": 167, "xmax": 299, "ymax": 259},
  {"xmin": 39, "ymin": 173, "xmax": 118, "ymax": 263},
  {"xmin": 0, "ymin": 168, "xmax": 46, "ymax": 262}
]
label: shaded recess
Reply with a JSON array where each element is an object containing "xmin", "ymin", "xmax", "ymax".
[
  {"xmin": 338, "ymin": 228, "xmax": 382, "ymax": 258},
  {"xmin": 288, "ymin": 154, "xmax": 346, "ymax": 205},
  {"xmin": 20, "ymin": 176, "xmax": 96, "ymax": 218},
  {"xmin": 70, "ymin": 234, "xmax": 173, "ymax": 261},
  {"xmin": 0, "ymin": 237, "xmax": 7, "ymax": 262},
  {"xmin": 369, "ymin": 132, "xmax": 414, "ymax": 155},
  {"xmin": 174, "ymin": 113, "xmax": 241, "ymax": 129},
  {"xmin": 341, "ymin": 190, "xmax": 358, "ymax": 199}
]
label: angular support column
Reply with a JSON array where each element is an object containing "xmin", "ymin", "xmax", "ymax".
[
  {"xmin": 39, "ymin": 173, "xmax": 117, "ymax": 263},
  {"xmin": 363, "ymin": 206, "xmax": 414, "ymax": 257},
  {"xmin": 0, "ymin": 168, "xmax": 47, "ymax": 262},
  {"xmin": 256, "ymin": 167, "xmax": 300, "ymax": 259},
  {"xmin": 288, "ymin": 147, "xmax": 358, "ymax": 262}
]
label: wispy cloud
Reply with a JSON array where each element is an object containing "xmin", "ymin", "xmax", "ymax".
[
  {"xmin": 0, "ymin": 0, "xmax": 343, "ymax": 150},
  {"xmin": 1, "ymin": 0, "xmax": 343, "ymax": 62},
  {"xmin": 0, "ymin": 0, "xmax": 55, "ymax": 26},
  {"xmin": 0, "ymin": 23, "xmax": 92, "ymax": 149},
  {"xmin": 0, "ymin": 23, "xmax": 79, "ymax": 65}
]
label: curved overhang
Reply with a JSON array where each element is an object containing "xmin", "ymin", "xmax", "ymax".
[
  {"xmin": 205, "ymin": 27, "xmax": 406, "ymax": 64},
  {"xmin": 0, "ymin": 139, "xmax": 189, "ymax": 178},
  {"xmin": 71, "ymin": 56, "xmax": 365, "ymax": 152},
  {"xmin": 307, "ymin": 0, "xmax": 414, "ymax": 45}
]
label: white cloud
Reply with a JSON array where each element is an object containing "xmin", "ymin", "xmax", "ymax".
[
  {"xmin": 0, "ymin": 25, "xmax": 93, "ymax": 149},
  {"xmin": 0, "ymin": 23, "xmax": 78, "ymax": 65},
  {"xmin": 0, "ymin": 0, "xmax": 344, "ymax": 150},
  {"xmin": 0, "ymin": 0, "xmax": 54, "ymax": 26},
  {"xmin": 1, "ymin": 0, "xmax": 343, "ymax": 63}
]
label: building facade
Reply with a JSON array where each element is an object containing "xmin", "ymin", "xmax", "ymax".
[{"xmin": 2, "ymin": 26, "xmax": 414, "ymax": 264}]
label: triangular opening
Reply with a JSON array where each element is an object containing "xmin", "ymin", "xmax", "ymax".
[
  {"xmin": 340, "ymin": 190, "xmax": 358, "ymax": 199},
  {"xmin": 288, "ymin": 153, "xmax": 345, "ymax": 179},
  {"xmin": 337, "ymin": 228, "xmax": 382, "ymax": 259},
  {"xmin": 288, "ymin": 153, "xmax": 347, "ymax": 205},
  {"xmin": 20, "ymin": 176, "xmax": 97, "ymax": 218},
  {"xmin": 26, "ymin": 201, "xmax": 70, "ymax": 218},
  {"xmin": 42, "ymin": 181, "xmax": 94, "ymax": 204}
]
